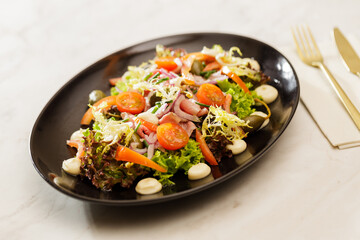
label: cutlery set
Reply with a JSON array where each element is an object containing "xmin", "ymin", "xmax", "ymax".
[{"xmin": 292, "ymin": 26, "xmax": 360, "ymax": 131}]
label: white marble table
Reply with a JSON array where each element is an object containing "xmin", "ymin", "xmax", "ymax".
[{"xmin": 1, "ymin": 0, "xmax": 360, "ymax": 239}]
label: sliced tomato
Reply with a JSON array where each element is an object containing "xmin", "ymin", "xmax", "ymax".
[
  {"xmin": 116, "ymin": 92, "xmax": 145, "ymax": 114},
  {"xmin": 203, "ymin": 61, "xmax": 222, "ymax": 72},
  {"xmin": 80, "ymin": 96, "xmax": 117, "ymax": 125},
  {"xmin": 156, "ymin": 123, "xmax": 189, "ymax": 150},
  {"xmin": 155, "ymin": 57, "xmax": 178, "ymax": 71},
  {"xmin": 195, "ymin": 129, "xmax": 218, "ymax": 165},
  {"xmin": 196, "ymin": 83, "xmax": 226, "ymax": 106},
  {"xmin": 115, "ymin": 145, "xmax": 167, "ymax": 172}
]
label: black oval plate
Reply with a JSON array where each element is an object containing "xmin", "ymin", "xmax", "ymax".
[{"xmin": 30, "ymin": 33, "xmax": 299, "ymax": 206}]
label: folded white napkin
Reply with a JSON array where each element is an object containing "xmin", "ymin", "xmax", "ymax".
[{"xmin": 280, "ymin": 34, "xmax": 360, "ymax": 149}]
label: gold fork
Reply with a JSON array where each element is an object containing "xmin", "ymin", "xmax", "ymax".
[{"xmin": 292, "ymin": 25, "xmax": 360, "ymax": 131}]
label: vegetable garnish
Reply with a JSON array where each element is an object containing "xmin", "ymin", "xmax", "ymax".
[
  {"xmin": 80, "ymin": 96, "xmax": 117, "ymax": 125},
  {"xmin": 155, "ymin": 57, "xmax": 178, "ymax": 71},
  {"xmin": 115, "ymin": 146, "xmax": 167, "ymax": 172},
  {"xmin": 116, "ymin": 91, "xmax": 145, "ymax": 114},
  {"xmin": 202, "ymin": 106, "xmax": 247, "ymax": 141},
  {"xmin": 152, "ymin": 139, "xmax": 204, "ymax": 186},
  {"xmin": 109, "ymin": 77, "xmax": 121, "ymax": 86},
  {"xmin": 136, "ymin": 118, "xmax": 158, "ymax": 132},
  {"xmin": 196, "ymin": 83, "xmax": 226, "ymax": 106},
  {"xmin": 195, "ymin": 129, "xmax": 218, "ymax": 165},
  {"xmin": 222, "ymin": 66, "xmax": 250, "ymax": 93},
  {"xmin": 202, "ymin": 61, "xmax": 222, "ymax": 72},
  {"xmin": 65, "ymin": 44, "xmax": 274, "ymax": 191},
  {"xmin": 157, "ymin": 123, "xmax": 189, "ymax": 150}
]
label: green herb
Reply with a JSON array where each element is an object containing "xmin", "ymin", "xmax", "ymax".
[
  {"xmin": 200, "ymin": 70, "xmax": 217, "ymax": 79},
  {"xmin": 143, "ymin": 140, "xmax": 149, "ymax": 148},
  {"xmin": 151, "ymin": 106, "xmax": 159, "ymax": 114},
  {"xmin": 144, "ymin": 72, "xmax": 153, "ymax": 81},
  {"xmin": 149, "ymin": 72, "xmax": 160, "ymax": 81},
  {"xmin": 134, "ymin": 121, "xmax": 141, "ymax": 132},
  {"xmin": 195, "ymin": 102, "xmax": 210, "ymax": 107},
  {"xmin": 155, "ymin": 77, "xmax": 169, "ymax": 84}
]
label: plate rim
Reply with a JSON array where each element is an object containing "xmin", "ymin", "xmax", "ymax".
[{"xmin": 29, "ymin": 32, "xmax": 300, "ymax": 206}]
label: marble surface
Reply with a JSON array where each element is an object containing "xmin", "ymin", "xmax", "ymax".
[{"xmin": 1, "ymin": 0, "xmax": 360, "ymax": 239}]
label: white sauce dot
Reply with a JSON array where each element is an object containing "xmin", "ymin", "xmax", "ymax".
[
  {"xmin": 255, "ymin": 84, "xmax": 278, "ymax": 104},
  {"xmin": 188, "ymin": 163, "xmax": 211, "ymax": 180},
  {"xmin": 62, "ymin": 157, "xmax": 81, "ymax": 176},
  {"xmin": 226, "ymin": 139, "xmax": 247, "ymax": 155},
  {"xmin": 135, "ymin": 178, "xmax": 162, "ymax": 195},
  {"xmin": 70, "ymin": 129, "xmax": 84, "ymax": 141},
  {"xmin": 251, "ymin": 111, "xmax": 269, "ymax": 129}
]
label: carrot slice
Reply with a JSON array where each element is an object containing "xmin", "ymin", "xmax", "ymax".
[
  {"xmin": 222, "ymin": 67, "xmax": 250, "ymax": 93},
  {"xmin": 135, "ymin": 118, "xmax": 158, "ymax": 132},
  {"xmin": 115, "ymin": 145, "xmax": 167, "ymax": 172},
  {"xmin": 155, "ymin": 57, "xmax": 178, "ymax": 71},
  {"xmin": 195, "ymin": 129, "xmax": 218, "ymax": 165},
  {"xmin": 80, "ymin": 96, "xmax": 117, "ymax": 125}
]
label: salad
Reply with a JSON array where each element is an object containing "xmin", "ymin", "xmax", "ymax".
[{"xmin": 62, "ymin": 44, "xmax": 278, "ymax": 195}]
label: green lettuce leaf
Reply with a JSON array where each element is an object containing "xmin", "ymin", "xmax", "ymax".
[
  {"xmin": 151, "ymin": 139, "xmax": 204, "ymax": 186},
  {"xmin": 217, "ymin": 79, "xmax": 258, "ymax": 119}
]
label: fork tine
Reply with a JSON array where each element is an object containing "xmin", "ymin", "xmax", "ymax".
[
  {"xmin": 301, "ymin": 25, "xmax": 315, "ymax": 56},
  {"xmin": 291, "ymin": 27, "xmax": 305, "ymax": 59},
  {"xmin": 305, "ymin": 25, "xmax": 321, "ymax": 57},
  {"xmin": 295, "ymin": 26, "xmax": 309, "ymax": 58}
]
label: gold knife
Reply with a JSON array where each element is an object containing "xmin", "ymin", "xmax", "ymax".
[{"xmin": 333, "ymin": 27, "xmax": 360, "ymax": 77}]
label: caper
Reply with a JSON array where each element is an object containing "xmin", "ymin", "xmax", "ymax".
[
  {"xmin": 149, "ymin": 94, "xmax": 162, "ymax": 107},
  {"xmin": 89, "ymin": 90, "xmax": 107, "ymax": 105},
  {"xmin": 129, "ymin": 133, "xmax": 144, "ymax": 149},
  {"xmin": 242, "ymin": 115, "xmax": 265, "ymax": 133},
  {"xmin": 190, "ymin": 60, "xmax": 204, "ymax": 76}
]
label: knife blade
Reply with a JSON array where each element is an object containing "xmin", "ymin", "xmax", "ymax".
[{"xmin": 333, "ymin": 27, "xmax": 360, "ymax": 77}]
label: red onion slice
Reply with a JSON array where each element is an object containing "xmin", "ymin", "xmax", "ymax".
[
  {"xmin": 147, "ymin": 144, "xmax": 155, "ymax": 159},
  {"xmin": 144, "ymin": 132, "xmax": 157, "ymax": 144}
]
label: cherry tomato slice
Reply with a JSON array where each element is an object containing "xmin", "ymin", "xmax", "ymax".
[
  {"xmin": 196, "ymin": 83, "xmax": 226, "ymax": 106},
  {"xmin": 156, "ymin": 123, "xmax": 189, "ymax": 150},
  {"xmin": 116, "ymin": 92, "xmax": 145, "ymax": 114}
]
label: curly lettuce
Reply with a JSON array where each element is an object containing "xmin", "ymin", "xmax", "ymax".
[
  {"xmin": 111, "ymin": 62, "xmax": 156, "ymax": 95},
  {"xmin": 151, "ymin": 139, "xmax": 204, "ymax": 186},
  {"xmin": 201, "ymin": 106, "xmax": 248, "ymax": 141}
]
